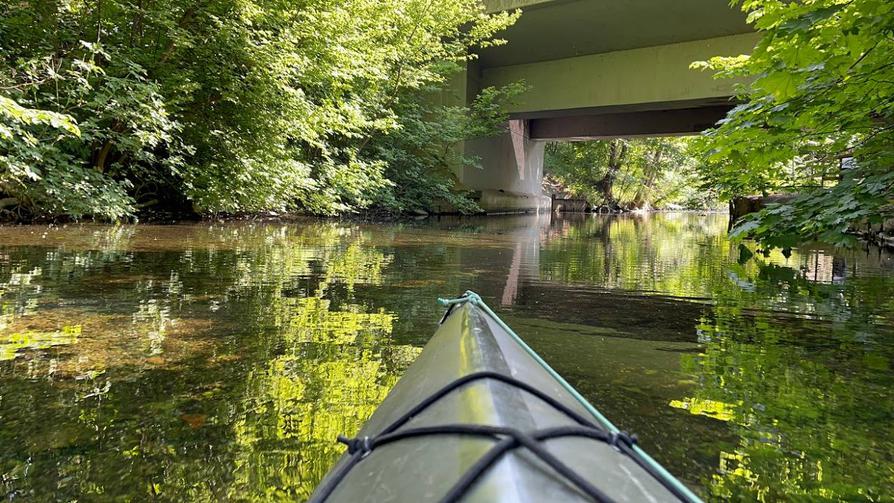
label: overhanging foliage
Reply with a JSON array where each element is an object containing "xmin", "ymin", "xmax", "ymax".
[{"xmin": 692, "ymin": 0, "xmax": 894, "ymax": 247}]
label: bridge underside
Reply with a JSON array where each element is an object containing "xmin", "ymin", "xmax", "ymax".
[
  {"xmin": 526, "ymin": 99, "xmax": 734, "ymax": 140},
  {"xmin": 461, "ymin": 100, "xmax": 734, "ymax": 213},
  {"xmin": 450, "ymin": 1, "xmax": 757, "ymax": 213}
]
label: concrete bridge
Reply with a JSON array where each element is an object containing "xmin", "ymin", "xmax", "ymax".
[{"xmin": 449, "ymin": 0, "xmax": 759, "ymax": 212}]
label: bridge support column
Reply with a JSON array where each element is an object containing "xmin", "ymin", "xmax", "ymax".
[{"xmin": 463, "ymin": 119, "xmax": 550, "ymax": 213}]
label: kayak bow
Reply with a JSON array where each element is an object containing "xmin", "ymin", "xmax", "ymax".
[{"xmin": 310, "ymin": 291, "xmax": 702, "ymax": 503}]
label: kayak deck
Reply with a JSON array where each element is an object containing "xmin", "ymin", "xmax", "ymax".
[{"xmin": 310, "ymin": 293, "xmax": 698, "ymax": 502}]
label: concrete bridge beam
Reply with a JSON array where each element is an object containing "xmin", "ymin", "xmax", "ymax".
[
  {"xmin": 482, "ymin": 33, "xmax": 758, "ymax": 115},
  {"xmin": 528, "ymin": 102, "xmax": 734, "ymax": 140}
]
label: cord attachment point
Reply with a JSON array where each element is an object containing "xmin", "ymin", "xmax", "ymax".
[
  {"xmin": 609, "ymin": 431, "xmax": 638, "ymax": 450},
  {"xmin": 338, "ymin": 435, "xmax": 373, "ymax": 458}
]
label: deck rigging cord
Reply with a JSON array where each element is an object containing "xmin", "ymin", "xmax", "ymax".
[
  {"xmin": 441, "ymin": 291, "xmax": 702, "ymax": 502},
  {"xmin": 311, "ymin": 291, "xmax": 702, "ymax": 503}
]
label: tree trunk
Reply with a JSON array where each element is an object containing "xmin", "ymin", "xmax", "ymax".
[
  {"xmin": 95, "ymin": 141, "xmax": 114, "ymax": 173},
  {"xmin": 96, "ymin": 0, "xmax": 104, "ymax": 42},
  {"xmin": 595, "ymin": 139, "xmax": 628, "ymax": 209},
  {"xmin": 632, "ymin": 143, "xmax": 664, "ymax": 209}
]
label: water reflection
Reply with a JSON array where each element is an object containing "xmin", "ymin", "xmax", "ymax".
[
  {"xmin": 230, "ymin": 296, "xmax": 418, "ymax": 501},
  {"xmin": 0, "ymin": 223, "xmax": 418, "ymax": 500},
  {"xmin": 0, "ymin": 214, "xmax": 892, "ymax": 500},
  {"xmin": 682, "ymin": 249, "xmax": 894, "ymax": 501}
]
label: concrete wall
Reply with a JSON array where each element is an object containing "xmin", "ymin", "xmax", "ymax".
[
  {"xmin": 463, "ymin": 119, "xmax": 551, "ymax": 212},
  {"xmin": 552, "ymin": 198, "xmax": 591, "ymax": 213},
  {"xmin": 481, "ymin": 33, "xmax": 759, "ymax": 115}
]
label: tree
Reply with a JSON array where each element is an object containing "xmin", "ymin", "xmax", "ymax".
[
  {"xmin": 0, "ymin": 0, "xmax": 519, "ymax": 220},
  {"xmin": 692, "ymin": 0, "xmax": 894, "ymax": 248},
  {"xmin": 631, "ymin": 142, "xmax": 664, "ymax": 210},
  {"xmin": 544, "ymin": 137, "xmax": 710, "ymax": 210},
  {"xmin": 371, "ymin": 82, "xmax": 527, "ymax": 215},
  {"xmin": 594, "ymin": 139, "xmax": 629, "ymax": 209}
]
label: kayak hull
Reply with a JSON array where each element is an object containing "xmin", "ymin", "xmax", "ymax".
[{"xmin": 311, "ymin": 301, "xmax": 684, "ymax": 502}]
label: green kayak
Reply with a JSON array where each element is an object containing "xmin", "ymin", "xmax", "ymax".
[{"xmin": 309, "ymin": 292, "xmax": 701, "ymax": 503}]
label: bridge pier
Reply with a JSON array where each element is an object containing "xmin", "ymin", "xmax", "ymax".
[{"xmin": 462, "ymin": 119, "xmax": 550, "ymax": 213}]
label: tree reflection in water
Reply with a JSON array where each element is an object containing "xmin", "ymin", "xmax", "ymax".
[
  {"xmin": 680, "ymin": 251, "xmax": 894, "ymax": 501},
  {"xmin": 0, "ymin": 216, "xmax": 892, "ymax": 500},
  {"xmin": 0, "ymin": 223, "xmax": 419, "ymax": 500}
]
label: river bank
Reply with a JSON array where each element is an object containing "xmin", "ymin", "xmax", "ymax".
[
  {"xmin": 6, "ymin": 204, "xmax": 893, "ymax": 256},
  {"xmin": 854, "ymin": 220, "xmax": 894, "ymax": 249}
]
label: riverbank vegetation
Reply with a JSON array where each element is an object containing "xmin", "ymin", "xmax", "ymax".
[
  {"xmin": 0, "ymin": 0, "xmax": 519, "ymax": 221},
  {"xmin": 693, "ymin": 0, "xmax": 894, "ymax": 248},
  {"xmin": 543, "ymin": 138, "xmax": 718, "ymax": 211}
]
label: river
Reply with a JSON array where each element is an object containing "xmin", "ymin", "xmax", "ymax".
[{"xmin": 0, "ymin": 213, "xmax": 892, "ymax": 501}]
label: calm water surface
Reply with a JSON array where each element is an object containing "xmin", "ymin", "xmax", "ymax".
[{"xmin": 1, "ymin": 214, "xmax": 892, "ymax": 501}]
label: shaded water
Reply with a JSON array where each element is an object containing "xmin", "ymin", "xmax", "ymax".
[{"xmin": 0, "ymin": 213, "xmax": 892, "ymax": 501}]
